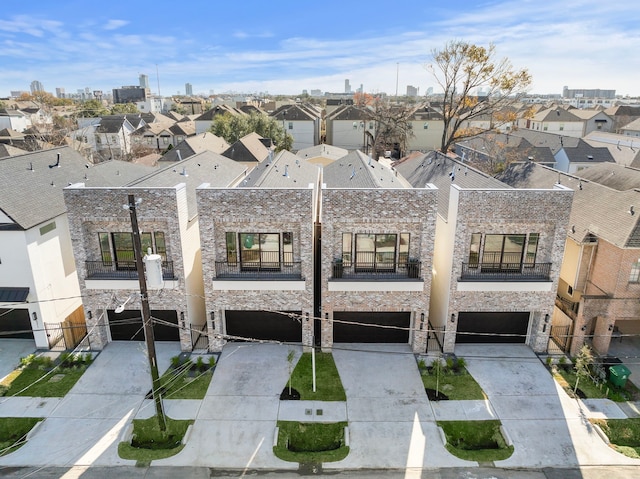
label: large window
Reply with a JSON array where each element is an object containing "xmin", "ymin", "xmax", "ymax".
[
  {"xmin": 630, "ymin": 261, "xmax": 640, "ymax": 283},
  {"xmin": 468, "ymin": 233, "xmax": 539, "ymax": 270},
  {"xmin": 226, "ymin": 232, "xmax": 293, "ymax": 270},
  {"xmin": 342, "ymin": 233, "xmax": 410, "ymax": 271},
  {"xmin": 98, "ymin": 231, "xmax": 166, "ymax": 269}
]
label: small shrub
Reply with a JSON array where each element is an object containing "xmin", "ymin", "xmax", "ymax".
[
  {"xmin": 196, "ymin": 356, "xmax": 205, "ymax": 372},
  {"xmin": 20, "ymin": 354, "xmax": 37, "ymax": 368},
  {"xmin": 455, "ymin": 357, "xmax": 467, "ymax": 371},
  {"xmin": 445, "ymin": 357, "xmax": 455, "ymax": 373},
  {"xmin": 418, "ymin": 358, "xmax": 427, "ymax": 371},
  {"xmin": 431, "ymin": 358, "xmax": 444, "ymax": 376},
  {"xmin": 170, "ymin": 356, "xmax": 181, "ymax": 369},
  {"xmin": 546, "ymin": 356, "xmax": 553, "ymax": 367},
  {"xmin": 208, "ymin": 356, "xmax": 216, "ymax": 368}
]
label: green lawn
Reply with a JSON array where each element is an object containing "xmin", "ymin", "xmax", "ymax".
[
  {"xmin": 420, "ymin": 367, "xmax": 486, "ymax": 400},
  {"xmin": 591, "ymin": 418, "xmax": 640, "ymax": 459},
  {"xmin": 553, "ymin": 368, "xmax": 634, "ymax": 402},
  {"xmin": 0, "ymin": 368, "xmax": 87, "ymax": 397},
  {"xmin": 273, "ymin": 421, "xmax": 349, "ymax": 463},
  {"xmin": 159, "ymin": 367, "xmax": 213, "ymax": 400},
  {"xmin": 0, "ymin": 417, "xmax": 42, "ymax": 456},
  {"xmin": 288, "ymin": 352, "xmax": 346, "ymax": 401},
  {"xmin": 438, "ymin": 420, "xmax": 513, "ymax": 462},
  {"xmin": 118, "ymin": 416, "xmax": 193, "ymax": 461}
]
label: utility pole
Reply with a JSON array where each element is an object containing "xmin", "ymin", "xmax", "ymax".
[{"xmin": 126, "ymin": 194, "xmax": 166, "ymax": 431}]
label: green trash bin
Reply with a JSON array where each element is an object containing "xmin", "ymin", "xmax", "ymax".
[{"xmin": 609, "ymin": 364, "xmax": 631, "ymax": 388}]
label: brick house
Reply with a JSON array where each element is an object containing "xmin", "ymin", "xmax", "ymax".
[
  {"xmin": 64, "ymin": 152, "xmax": 247, "ymax": 351},
  {"xmin": 396, "ymin": 152, "xmax": 573, "ymax": 353},
  {"xmin": 499, "ymin": 161, "xmax": 640, "ymax": 356}
]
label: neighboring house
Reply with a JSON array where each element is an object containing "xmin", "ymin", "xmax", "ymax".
[
  {"xmin": 222, "ymin": 132, "xmax": 273, "ymax": 170},
  {"xmin": 0, "ymin": 147, "xmax": 155, "ymax": 350},
  {"xmin": 64, "ymin": 151, "xmax": 247, "ymax": 351},
  {"xmin": 583, "ymin": 131, "xmax": 640, "ymax": 167},
  {"xmin": 131, "ymin": 119, "xmax": 195, "ymax": 151},
  {"xmin": 0, "ymin": 128, "xmax": 27, "ymax": 146},
  {"xmin": 270, "ymin": 103, "xmax": 321, "ymax": 151},
  {"xmin": 296, "ymin": 144, "xmax": 348, "ymax": 166},
  {"xmin": 20, "ymin": 107, "xmax": 53, "ymax": 128},
  {"xmin": 320, "ymin": 150, "xmax": 435, "ymax": 352},
  {"xmin": 570, "ymin": 109, "xmax": 613, "ymax": 136},
  {"xmin": 194, "ymin": 105, "xmax": 245, "ymax": 134},
  {"xmin": 325, "ymin": 105, "xmax": 374, "ymax": 151},
  {"xmin": 498, "ymin": 161, "xmax": 640, "ymax": 357},
  {"xmin": 604, "ymin": 105, "xmax": 640, "ymax": 134},
  {"xmin": 0, "ymin": 143, "xmax": 26, "ymax": 158},
  {"xmin": 0, "ymin": 109, "xmax": 31, "ymax": 132},
  {"xmin": 554, "ymin": 139, "xmax": 614, "ymax": 173},
  {"xmin": 621, "ymin": 118, "xmax": 640, "ymax": 138},
  {"xmin": 407, "ymin": 104, "xmax": 444, "ymax": 152},
  {"xmin": 160, "ymin": 132, "xmax": 230, "ymax": 162},
  {"xmin": 396, "ymin": 151, "xmax": 573, "ymax": 353},
  {"xmin": 198, "ymin": 150, "xmax": 320, "ymax": 351},
  {"xmin": 518, "ymin": 107, "xmax": 586, "ymax": 138},
  {"xmin": 94, "ymin": 116, "xmax": 137, "ymax": 159}
]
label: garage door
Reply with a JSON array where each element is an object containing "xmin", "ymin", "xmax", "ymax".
[
  {"xmin": 0, "ymin": 309, "xmax": 34, "ymax": 340},
  {"xmin": 334, "ymin": 312, "xmax": 410, "ymax": 343},
  {"xmin": 108, "ymin": 310, "xmax": 179, "ymax": 341},
  {"xmin": 456, "ymin": 312, "xmax": 529, "ymax": 343},
  {"xmin": 225, "ymin": 310, "xmax": 302, "ymax": 342}
]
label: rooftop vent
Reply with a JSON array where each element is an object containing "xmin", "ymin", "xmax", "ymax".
[
  {"xmin": 48, "ymin": 153, "xmax": 60, "ymax": 169},
  {"xmin": 587, "ymin": 155, "xmax": 594, "ymax": 160},
  {"xmin": 631, "ymin": 205, "xmax": 635, "ymax": 216},
  {"xmin": 181, "ymin": 167, "xmax": 188, "ymax": 177}
]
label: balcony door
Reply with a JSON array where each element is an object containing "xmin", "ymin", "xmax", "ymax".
[
  {"xmin": 239, "ymin": 233, "xmax": 281, "ymax": 271},
  {"xmin": 355, "ymin": 234, "xmax": 397, "ymax": 272}
]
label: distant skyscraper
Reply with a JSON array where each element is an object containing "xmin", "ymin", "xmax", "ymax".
[
  {"xmin": 139, "ymin": 74, "xmax": 150, "ymax": 89},
  {"xmin": 55, "ymin": 87, "xmax": 66, "ymax": 98},
  {"xmin": 345, "ymin": 79, "xmax": 351, "ymax": 94},
  {"xmin": 30, "ymin": 80, "xmax": 44, "ymax": 93},
  {"xmin": 406, "ymin": 85, "xmax": 419, "ymax": 97},
  {"xmin": 185, "ymin": 83, "xmax": 193, "ymax": 96}
]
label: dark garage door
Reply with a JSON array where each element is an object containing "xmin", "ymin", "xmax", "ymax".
[
  {"xmin": 225, "ymin": 310, "xmax": 302, "ymax": 342},
  {"xmin": 0, "ymin": 309, "xmax": 34, "ymax": 339},
  {"xmin": 334, "ymin": 312, "xmax": 410, "ymax": 343},
  {"xmin": 456, "ymin": 312, "xmax": 529, "ymax": 343},
  {"xmin": 108, "ymin": 310, "xmax": 179, "ymax": 341}
]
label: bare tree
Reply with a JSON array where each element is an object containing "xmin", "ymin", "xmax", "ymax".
[
  {"xmin": 427, "ymin": 41, "xmax": 532, "ymax": 153},
  {"xmin": 369, "ymin": 98, "xmax": 415, "ymax": 159}
]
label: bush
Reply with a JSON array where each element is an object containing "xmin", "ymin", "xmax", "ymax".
[
  {"xmin": 196, "ymin": 356, "xmax": 205, "ymax": 372},
  {"xmin": 170, "ymin": 356, "xmax": 181, "ymax": 369},
  {"xmin": 455, "ymin": 357, "xmax": 467, "ymax": 371},
  {"xmin": 208, "ymin": 356, "xmax": 216, "ymax": 368}
]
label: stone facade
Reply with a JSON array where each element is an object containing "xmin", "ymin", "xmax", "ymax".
[
  {"xmin": 443, "ymin": 187, "xmax": 574, "ymax": 353},
  {"xmin": 321, "ymin": 187, "xmax": 438, "ymax": 352},
  {"xmin": 64, "ymin": 184, "xmax": 200, "ymax": 351},
  {"xmin": 197, "ymin": 187, "xmax": 315, "ymax": 351}
]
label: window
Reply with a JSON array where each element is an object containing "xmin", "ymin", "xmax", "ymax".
[
  {"xmin": 468, "ymin": 233, "xmax": 539, "ymax": 271},
  {"xmin": 368, "ymin": 121, "xmax": 374, "ymax": 130},
  {"xmin": 39, "ymin": 221, "xmax": 56, "ymax": 236},
  {"xmin": 342, "ymin": 233, "xmax": 409, "ymax": 271},
  {"xmin": 567, "ymin": 285, "xmax": 573, "ymax": 295},
  {"xmin": 423, "ymin": 122, "xmax": 429, "ymax": 129},
  {"xmin": 559, "ymin": 124, "xmax": 564, "ymax": 131},
  {"xmin": 226, "ymin": 232, "xmax": 292, "ymax": 270},
  {"xmin": 288, "ymin": 122, "xmax": 293, "ymax": 130},
  {"xmin": 630, "ymin": 261, "xmax": 640, "ymax": 283},
  {"xmin": 98, "ymin": 231, "xmax": 166, "ymax": 268},
  {"xmin": 353, "ymin": 122, "xmax": 358, "ymax": 130}
]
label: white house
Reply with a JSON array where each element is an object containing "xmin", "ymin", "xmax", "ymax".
[{"xmin": 270, "ymin": 104, "xmax": 321, "ymax": 151}]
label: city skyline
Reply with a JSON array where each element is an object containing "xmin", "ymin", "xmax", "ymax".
[{"xmin": 1, "ymin": 0, "xmax": 639, "ymax": 98}]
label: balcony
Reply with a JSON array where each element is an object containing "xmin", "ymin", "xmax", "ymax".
[
  {"xmin": 85, "ymin": 260, "xmax": 176, "ymax": 280},
  {"xmin": 459, "ymin": 262, "xmax": 551, "ymax": 282},
  {"xmin": 214, "ymin": 261, "xmax": 303, "ymax": 280},
  {"xmin": 331, "ymin": 258, "xmax": 421, "ymax": 281}
]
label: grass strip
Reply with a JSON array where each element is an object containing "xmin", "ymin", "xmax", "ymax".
[
  {"xmin": 274, "ymin": 421, "xmax": 349, "ymax": 463},
  {"xmin": 118, "ymin": 416, "xmax": 193, "ymax": 461},
  {"xmin": 438, "ymin": 420, "xmax": 513, "ymax": 462},
  {"xmin": 0, "ymin": 417, "xmax": 42, "ymax": 456},
  {"xmin": 289, "ymin": 352, "xmax": 346, "ymax": 401},
  {"xmin": 0, "ymin": 368, "xmax": 86, "ymax": 397},
  {"xmin": 591, "ymin": 418, "xmax": 640, "ymax": 459},
  {"xmin": 159, "ymin": 365, "xmax": 213, "ymax": 400},
  {"xmin": 420, "ymin": 367, "xmax": 486, "ymax": 400}
]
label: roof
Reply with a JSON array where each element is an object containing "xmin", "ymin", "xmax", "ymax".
[
  {"xmin": 0, "ymin": 287, "xmax": 29, "ymax": 303},
  {"xmin": 456, "ymin": 132, "xmax": 556, "ymax": 164},
  {"xmin": 532, "ymin": 107, "xmax": 581, "ymax": 122},
  {"xmin": 583, "ymin": 131, "xmax": 640, "ymax": 167},
  {"xmin": 410, "ymin": 105, "xmax": 444, "ymax": 121},
  {"xmin": 508, "ymin": 130, "xmax": 580, "ymax": 154},
  {"xmin": 571, "ymin": 163, "xmax": 640, "ymax": 191},
  {"xmin": 0, "ymin": 147, "xmax": 156, "ymax": 230},
  {"xmin": 160, "ymin": 132, "xmax": 230, "ymax": 161},
  {"xmin": 297, "ymin": 144, "xmax": 348, "ymax": 165},
  {"xmin": 0, "ymin": 128, "xmax": 26, "ymax": 140},
  {"xmin": 570, "ymin": 110, "xmax": 611, "ymax": 121},
  {"xmin": 130, "ymin": 151, "xmax": 247, "ymax": 219},
  {"xmin": 0, "ymin": 143, "xmax": 26, "ymax": 158},
  {"xmin": 621, "ymin": 118, "xmax": 640, "ymax": 132},
  {"xmin": 326, "ymin": 105, "xmax": 371, "ymax": 121},
  {"xmin": 271, "ymin": 104, "xmax": 316, "ymax": 121},
  {"xmin": 240, "ymin": 150, "xmax": 319, "ymax": 188},
  {"xmin": 222, "ymin": 132, "xmax": 271, "ymax": 163},
  {"xmin": 562, "ymin": 139, "xmax": 614, "ymax": 164},
  {"xmin": 194, "ymin": 105, "xmax": 243, "ymax": 122},
  {"xmin": 322, "ymin": 150, "xmax": 404, "ymax": 188},
  {"xmin": 394, "ymin": 151, "xmax": 510, "ymax": 217},
  {"xmin": 96, "ymin": 118, "xmax": 130, "ymax": 134},
  {"xmin": 498, "ymin": 161, "xmax": 640, "ymax": 248}
]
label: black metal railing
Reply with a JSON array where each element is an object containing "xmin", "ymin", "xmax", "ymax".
[
  {"xmin": 332, "ymin": 258, "xmax": 421, "ymax": 280},
  {"xmin": 459, "ymin": 262, "xmax": 551, "ymax": 281},
  {"xmin": 85, "ymin": 260, "xmax": 176, "ymax": 280},
  {"xmin": 214, "ymin": 261, "xmax": 303, "ymax": 280}
]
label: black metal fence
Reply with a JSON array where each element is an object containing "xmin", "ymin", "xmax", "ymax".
[
  {"xmin": 85, "ymin": 260, "xmax": 175, "ymax": 280},
  {"xmin": 332, "ymin": 258, "xmax": 421, "ymax": 280},
  {"xmin": 459, "ymin": 262, "xmax": 551, "ymax": 281},
  {"xmin": 191, "ymin": 323, "xmax": 209, "ymax": 351},
  {"xmin": 426, "ymin": 321, "xmax": 445, "ymax": 353},
  {"xmin": 214, "ymin": 261, "xmax": 303, "ymax": 280},
  {"xmin": 549, "ymin": 324, "xmax": 573, "ymax": 354}
]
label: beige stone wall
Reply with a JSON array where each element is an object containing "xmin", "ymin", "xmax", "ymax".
[
  {"xmin": 321, "ymin": 187, "xmax": 438, "ymax": 352},
  {"xmin": 445, "ymin": 187, "xmax": 574, "ymax": 352},
  {"xmin": 64, "ymin": 185, "xmax": 197, "ymax": 350},
  {"xmin": 197, "ymin": 187, "xmax": 315, "ymax": 351}
]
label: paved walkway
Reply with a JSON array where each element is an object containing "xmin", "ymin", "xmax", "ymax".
[
  {"xmin": 0, "ymin": 339, "xmax": 36, "ymax": 381},
  {"xmin": 2, "ymin": 341, "xmax": 640, "ymax": 472}
]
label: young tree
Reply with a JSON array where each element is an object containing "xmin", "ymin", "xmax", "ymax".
[
  {"xmin": 427, "ymin": 41, "xmax": 532, "ymax": 153},
  {"xmin": 76, "ymin": 99, "xmax": 110, "ymax": 118},
  {"xmin": 111, "ymin": 103, "xmax": 138, "ymax": 114},
  {"xmin": 210, "ymin": 112, "xmax": 293, "ymax": 151}
]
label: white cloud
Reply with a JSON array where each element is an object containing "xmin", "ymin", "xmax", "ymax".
[{"xmin": 104, "ymin": 19, "xmax": 129, "ymax": 31}]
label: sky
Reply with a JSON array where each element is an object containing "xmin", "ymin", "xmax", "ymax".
[{"xmin": 1, "ymin": 0, "xmax": 639, "ymax": 98}]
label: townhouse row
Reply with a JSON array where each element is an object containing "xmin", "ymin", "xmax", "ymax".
[{"xmin": 57, "ymin": 148, "xmax": 572, "ymax": 355}]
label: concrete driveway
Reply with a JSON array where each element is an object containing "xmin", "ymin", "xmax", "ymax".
[
  {"xmin": 327, "ymin": 344, "xmax": 471, "ymax": 470},
  {"xmin": 0, "ymin": 339, "xmax": 36, "ymax": 380},
  {"xmin": 154, "ymin": 343, "xmax": 301, "ymax": 470},
  {"xmin": 0, "ymin": 341, "xmax": 180, "ymax": 467},
  {"xmin": 456, "ymin": 344, "xmax": 640, "ymax": 468}
]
